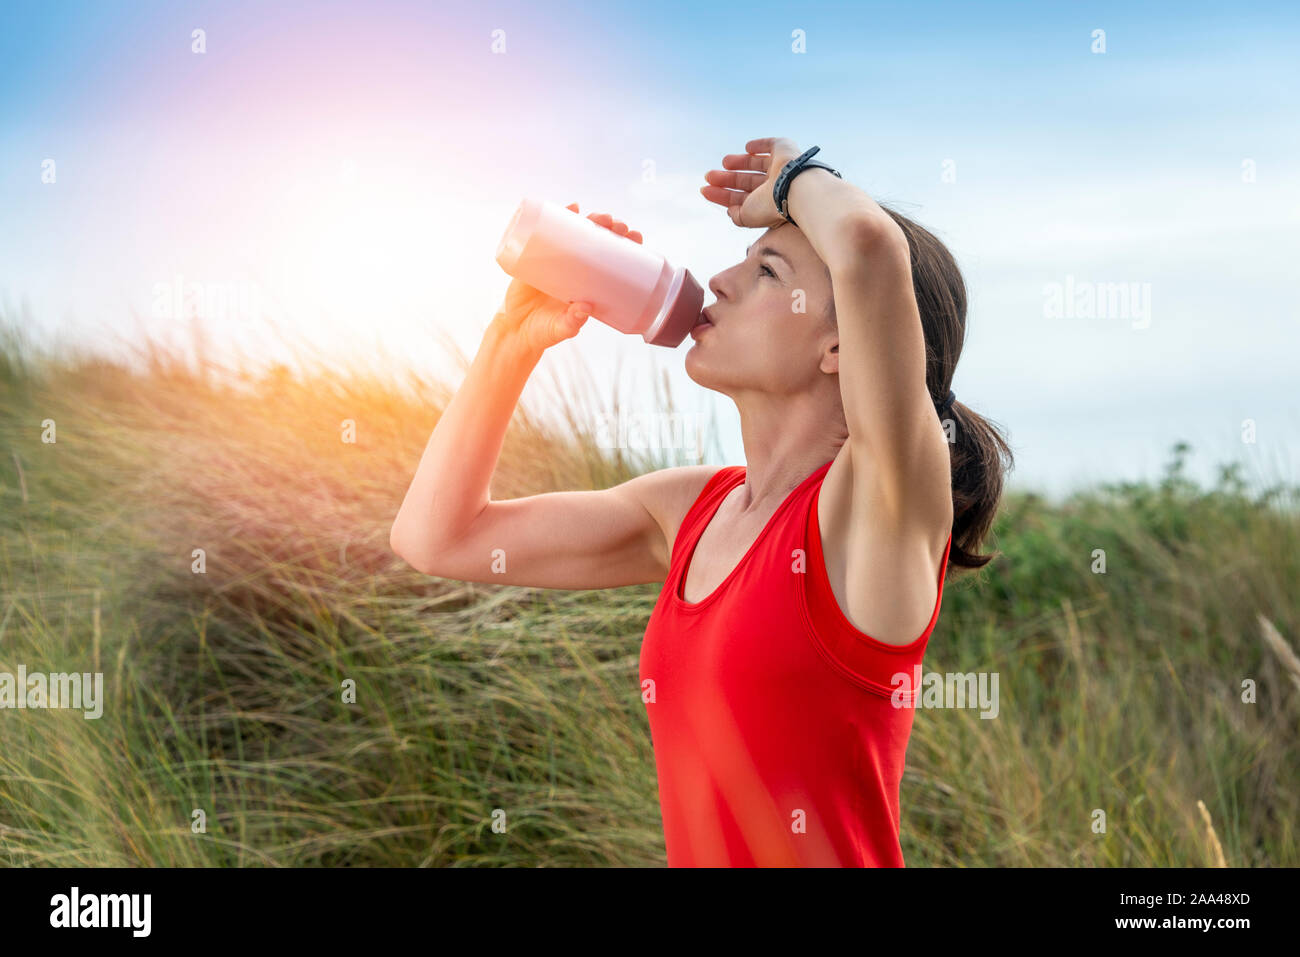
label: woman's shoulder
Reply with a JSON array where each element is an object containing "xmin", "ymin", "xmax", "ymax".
[{"xmin": 623, "ymin": 463, "xmax": 741, "ymax": 555}]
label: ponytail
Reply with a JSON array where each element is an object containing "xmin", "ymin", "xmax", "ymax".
[{"xmin": 939, "ymin": 398, "xmax": 1014, "ymax": 571}]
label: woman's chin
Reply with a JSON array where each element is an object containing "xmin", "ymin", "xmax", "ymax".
[
  {"xmin": 684, "ymin": 345, "xmax": 742, "ymax": 398},
  {"xmin": 683, "ymin": 343, "xmax": 709, "ymax": 385}
]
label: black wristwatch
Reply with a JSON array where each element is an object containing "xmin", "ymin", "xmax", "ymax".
[{"xmin": 771, "ymin": 145, "xmax": 842, "ymax": 227}]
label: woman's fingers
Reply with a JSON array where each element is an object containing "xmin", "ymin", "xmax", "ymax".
[
  {"xmin": 705, "ymin": 168, "xmax": 765, "ymax": 191},
  {"xmin": 588, "ymin": 212, "xmax": 627, "ymax": 235},
  {"xmin": 722, "ymin": 152, "xmax": 769, "ymax": 173},
  {"xmin": 701, "ymin": 168, "xmax": 759, "ymax": 211},
  {"xmin": 586, "ymin": 211, "xmax": 643, "ymax": 243},
  {"xmin": 562, "ymin": 204, "xmax": 646, "ymax": 243},
  {"xmin": 744, "ymin": 136, "xmax": 799, "ymax": 159},
  {"xmin": 558, "ymin": 301, "xmax": 591, "ymax": 340},
  {"xmin": 699, "ymin": 184, "xmax": 747, "ymax": 210}
]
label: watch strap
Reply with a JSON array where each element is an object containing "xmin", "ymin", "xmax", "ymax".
[{"xmin": 772, "ymin": 145, "xmax": 843, "ymax": 227}]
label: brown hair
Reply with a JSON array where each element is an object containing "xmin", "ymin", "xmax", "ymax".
[{"xmin": 871, "ymin": 204, "xmax": 1014, "ymax": 572}]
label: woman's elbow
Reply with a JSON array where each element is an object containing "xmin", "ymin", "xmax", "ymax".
[{"xmin": 389, "ymin": 523, "xmax": 433, "ymax": 574}]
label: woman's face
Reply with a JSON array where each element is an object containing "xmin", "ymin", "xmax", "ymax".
[{"xmin": 685, "ymin": 222, "xmax": 839, "ymax": 398}]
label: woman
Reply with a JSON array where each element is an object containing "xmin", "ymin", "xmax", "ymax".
[{"xmin": 390, "ymin": 136, "xmax": 1013, "ymax": 867}]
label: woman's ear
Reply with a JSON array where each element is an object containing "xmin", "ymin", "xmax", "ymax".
[{"xmin": 820, "ymin": 338, "xmax": 839, "ymax": 374}]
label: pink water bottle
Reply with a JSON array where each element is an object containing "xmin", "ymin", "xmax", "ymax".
[{"xmin": 495, "ymin": 197, "xmax": 705, "ymax": 347}]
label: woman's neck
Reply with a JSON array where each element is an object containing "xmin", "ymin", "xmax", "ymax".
[{"xmin": 732, "ymin": 389, "xmax": 846, "ymax": 514}]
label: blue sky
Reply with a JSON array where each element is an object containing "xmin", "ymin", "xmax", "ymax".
[{"xmin": 2, "ymin": 0, "xmax": 1298, "ymax": 499}]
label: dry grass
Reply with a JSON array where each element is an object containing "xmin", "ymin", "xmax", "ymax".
[{"xmin": 1, "ymin": 319, "xmax": 1297, "ymax": 866}]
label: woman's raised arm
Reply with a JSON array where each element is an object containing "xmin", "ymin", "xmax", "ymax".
[{"xmin": 389, "ymin": 206, "xmax": 715, "ymax": 589}]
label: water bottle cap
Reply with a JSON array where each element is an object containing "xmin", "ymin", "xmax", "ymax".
[{"xmin": 645, "ymin": 268, "xmax": 705, "ymax": 347}]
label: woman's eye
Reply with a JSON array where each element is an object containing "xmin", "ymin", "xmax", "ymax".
[{"xmin": 760, "ymin": 264, "xmax": 776, "ymax": 278}]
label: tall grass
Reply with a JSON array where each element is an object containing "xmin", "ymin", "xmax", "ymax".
[{"xmin": 1, "ymin": 320, "xmax": 1297, "ymax": 866}]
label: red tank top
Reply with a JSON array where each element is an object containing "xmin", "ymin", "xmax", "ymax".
[{"xmin": 639, "ymin": 458, "xmax": 952, "ymax": 867}]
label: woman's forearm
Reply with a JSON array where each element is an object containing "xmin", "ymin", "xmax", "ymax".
[
  {"xmin": 389, "ymin": 313, "xmax": 543, "ymax": 562},
  {"xmin": 785, "ymin": 167, "xmax": 905, "ymax": 275}
]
